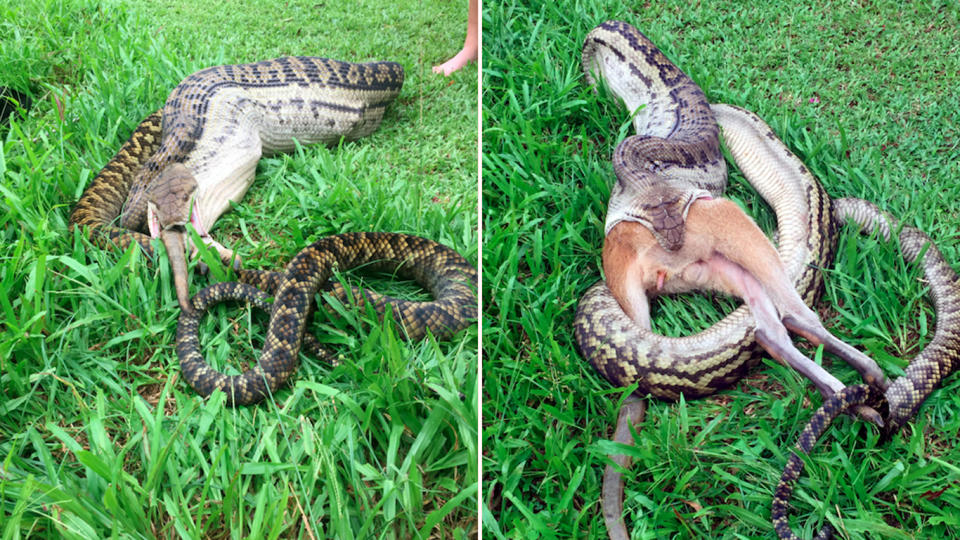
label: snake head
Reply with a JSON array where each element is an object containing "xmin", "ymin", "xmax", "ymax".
[
  {"xmin": 146, "ymin": 163, "xmax": 198, "ymax": 233},
  {"xmin": 608, "ymin": 137, "xmax": 715, "ymax": 252},
  {"xmin": 146, "ymin": 164, "xmax": 200, "ymax": 315},
  {"xmin": 611, "ymin": 185, "xmax": 703, "ymax": 252},
  {"xmin": 630, "ymin": 193, "xmax": 688, "ymax": 251}
]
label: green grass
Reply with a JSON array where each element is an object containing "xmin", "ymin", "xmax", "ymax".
[
  {"xmin": 1, "ymin": 0, "xmax": 478, "ymax": 537},
  {"xmin": 482, "ymin": 1, "xmax": 960, "ymax": 538}
]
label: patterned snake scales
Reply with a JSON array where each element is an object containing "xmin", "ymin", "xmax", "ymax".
[
  {"xmin": 69, "ymin": 56, "xmax": 477, "ymax": 405},
  {"xmin": 70, "ymin": 56, "xmax": 406, "ymax": 312},
  {"xmin": 574, "ymin": 21, "xmax": 960, "ymax": 539}
]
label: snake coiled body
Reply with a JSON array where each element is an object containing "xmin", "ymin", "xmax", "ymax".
[
  {"xmin": 575, "ymin": 103, "xmax": 838, "ymax": 399},
  {"xmin": 835, "ymin": 199, "xmax": 960, "ymax": 431},
  {"xmin": 69, "ymin": 112, "xmax": 164, "ymax": 256},
  {"xmin": 575, "ymin": 21, "xmax": 835, "ymax": 400},
  {"xmin": 771, "ymin": 201, "xmax": 960, "ymax": 538},
  {"xmin": 575, "ymin": 20, "xmax": 960, "ymax": 539},
  {"xmin": 582, "ymin": 21, "xmax": 727, "ymax": 251},
  {"xmin": 66, "ymin": 57, "xmax": 477, "ymax": 405},
  {"xmin": 575, "ymin": 20, "xmax": 959, "ymax": 421},
  {"xmin": 177, "ymin": 232, "xmax": 477, "ymax": 405},
  {"xmin": 770, "ymin": 384, "xmax": 874, "ymax": 540},
  {"xmin": 70, "ymin": 56, "xmax": 403, "ymax": 259}
]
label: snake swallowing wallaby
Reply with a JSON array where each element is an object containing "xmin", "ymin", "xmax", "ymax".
[
  {"xmin": 575, "ymin": 20, "xmax": 960, "ymax": 540},
  {"xmin": 70, "ymin": 56, "xmax": 478, "ymax": 404}
]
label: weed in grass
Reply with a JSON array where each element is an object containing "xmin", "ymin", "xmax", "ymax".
[{"xmin": 483, "ymin": 1, "xmax": 960, "ymax": 538}]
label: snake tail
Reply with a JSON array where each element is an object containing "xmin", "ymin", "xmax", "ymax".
[
  {"xmin": 771, "ymin": 384, "xmax": 874, "ymax": 540},
  {"xmin": 833, "ymin": 198, "xmax": 960, "ymax": 432},
  {"xmin": 176, "ymin": 232, "xmax": 477, "ymax": 405}
]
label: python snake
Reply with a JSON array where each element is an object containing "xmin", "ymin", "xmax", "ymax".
[
  {"xmin": 771, "ymin": 384, "xmax": 874, "ymax": 540},
  {"xmin": 69, "ymin": 111, "xmax": 163, "ymax": 257},
  {"xmin": 575, "ymin": 20, "xmax": 960, "ymax": 538},
  {"xmin": 772, "ymin": 201, "xmax": 960, "ymax": 539},
  {"xmin": 70, "ymin": 56, "xmax": 404, "ymax": 311},
  {"xmin": 175, "ymin": 230, "xmax": 477, "ymax": 406},
  {"xmin": 68, "ymin": 57, "xmax": 477, "ymax": 404}
]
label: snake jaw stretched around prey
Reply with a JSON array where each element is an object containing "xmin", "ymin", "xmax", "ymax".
[
  {"xmin": 146, "ymin": 163, "xmax": 200, "ymax": 314},
  {"xmin": 579, "ymin": 20, "xmax": 959, "ymax": 539},
  {"xmin": 69, "ymin": 56, "xmax": 405, "ymax": 316}
]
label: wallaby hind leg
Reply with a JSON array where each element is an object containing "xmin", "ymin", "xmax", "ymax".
[
  {"xmin": 685, "ymin": 253, "xmax": 883, "ymax": 426},
  {"xmin": 685, "ymin": 199, "xmax": 889, "ymax": 391},
  {"xmin": 603, "ymin": 199, "xmax": 886, "ymax": 424}
]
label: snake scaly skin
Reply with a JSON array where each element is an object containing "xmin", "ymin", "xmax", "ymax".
[
  {"xmin": 66, "ymin": 57, "xmax": 476, "ymax": 404},
  {"xmin": 575, "ymin": 19, "xmax": 959, "ymax": 425},
  {"xmin": 69, "ymin": 112, "xmax": 164, "ymax": 256},
  {"xmin": 770, "ymin": 384, "xmax": 874, "ymax": 540},
  {"xmin": 771, "ymin": 201, "xmax": 960, "ymax": 539},
  {"xmin": 835, "ymin": 199, "xmax": 960, "ymax": 432},
  {"xmin": 574, "ymin": 20, "xmax": 960, "ymax": 539},
  {"xmin": 176, "ymin": 231, "xmax": 477, "ymax": 405},
  {"xmin": 120, "ymin": 56, "xmax": 403, "ymax": 234},
  {"xmin": 583, "ymin": 22, "xmax": 727, "ymax": 252},
  {"xmin": 69, "ymin": 57, "xmax": 404, "ymax": 310},
  {"xmin": 575, "ymin": 21, "xmax": 835, "ymax": 400}
]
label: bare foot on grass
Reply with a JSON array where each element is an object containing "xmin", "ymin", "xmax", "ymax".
[{"xmin": 433, "ymin": 0, "xmax": 478, "ymax": 77}]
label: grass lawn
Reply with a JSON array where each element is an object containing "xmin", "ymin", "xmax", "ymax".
[
  {"xmin": 482, "ymin": 1, "xmax": 960, "ymax": 538},
  {"xmin": 1, "ymin": 0, "xmax": 478, "ymax": 537}
]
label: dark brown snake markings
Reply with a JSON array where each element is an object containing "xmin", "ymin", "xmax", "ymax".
[
  {"xmin": 70, "ymin": 56, "xmax": 403, "ymax": 255},
  {"xmin": 69, "ymin": 112, "xmax": 164, "ymax": 256},
  {"xmin": 576, "ymin": 21, "xmax": 837, "ymax": 402},
  {"xmin": 771, "ymin": 384, "xmax": 874, "ymax": 540},
  {"xmin": 122, "ymin": 56, "xmax": 404, "ymax": 232},
  {"xmin": 69, "ymin": 58, "xmax": 477, "ymax": 406},
  {"xmin": 773, "ymin": 203, "xmax": 960, "ymax": 539},
  {"xmin": 577, "ymin": 20, "xmax": 960, "ymax": 539},
  {"xmin": 178, "ymin": 232, "xmax": 477, "ymax": 405}
]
